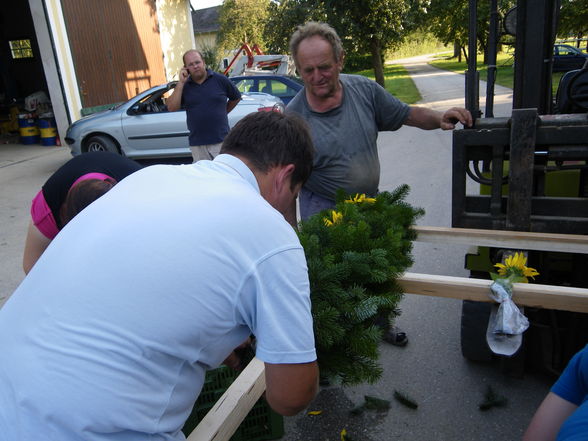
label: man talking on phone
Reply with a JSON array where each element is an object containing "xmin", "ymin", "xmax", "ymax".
[{"xmin": 167, "ymin": 49, "xmax": 241, "ymax": 162}]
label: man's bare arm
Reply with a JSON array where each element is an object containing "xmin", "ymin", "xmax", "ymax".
[
  {"xmin": 405, "ymin": 106, "xmax": 472, "ymax": 130},
  {"xmin": 523, "ymin": 392, "xmax": 578, "ymax": 441},
  {"xmin": 23, "ymin": 220, "xmax": 52, "ymax": 274},
  {"xmin": 264, "ymin": 361, "xmax": 318, "ymax": 416},
  {"xmin": 167, "ymin": 67, "xmax": 189, "ymax": 112}
]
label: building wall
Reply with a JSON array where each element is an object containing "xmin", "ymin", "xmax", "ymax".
[
  {"xmin": 156, "ymin": 0, "xmax": 195, "ymax": 82},
  {"xmin": 29, "ymin": 0, "xmax": 191, "ymax": 138},
  {"xmin": 195, "ymin": 32, "xmax": 217, "ymax": 52},
  {"xmin": 59, "ymin": 0, "xmax": 167, "ymax": 108},
  {"xmin": 29, "ymin": 0, "xmax": 81, "ymax": 138}
]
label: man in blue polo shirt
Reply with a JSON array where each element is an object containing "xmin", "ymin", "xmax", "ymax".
[{"xmin": 168, "ymin": 49, "xmax": 241, "ymax": 162}]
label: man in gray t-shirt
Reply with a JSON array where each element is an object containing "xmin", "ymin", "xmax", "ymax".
[
  {"xmin": 288, "ymin": 73, "xmax": 410, "ymax": 203},
  {"xmin": 286, "ymin": 22, "xmax": 472, "ymax": 222},
  {"xmin": 286, "ymin": 22, "xmax": 473, "ymax": 346}
]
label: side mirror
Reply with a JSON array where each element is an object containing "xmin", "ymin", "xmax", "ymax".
[{"xmin": 128, "ymin": 104, "xmax": 141, "ymax": 115}]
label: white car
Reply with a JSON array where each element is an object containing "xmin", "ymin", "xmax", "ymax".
[{"xmin": 65, "ymin": 81, "xmax": 284, "ymax": 159}]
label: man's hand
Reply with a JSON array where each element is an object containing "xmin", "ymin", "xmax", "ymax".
[
  {"xmin": 179, "ymin": 67, "xmax": 189, "ymax": 84},
  {"xmin": 440, "ymin": 107, "xmax": 473, "ymax": 130}
]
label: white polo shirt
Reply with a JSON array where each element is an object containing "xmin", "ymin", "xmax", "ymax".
[{"xmin": 0, "ymin": 154, "xmax": 316, "ymax": 440}]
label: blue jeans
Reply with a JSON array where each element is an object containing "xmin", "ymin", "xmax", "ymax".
[{"xmin": 299, "ymin": 188, "xmax": 336, "ymax": 220}]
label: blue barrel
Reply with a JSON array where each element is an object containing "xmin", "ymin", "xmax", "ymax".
[
  {"xmin": 38, "ymin": 115, "xmax": 57, "ymax": 146},
  {"xmin": 18, "ymin": 115, "xmax": 39, "ymax": 145}
]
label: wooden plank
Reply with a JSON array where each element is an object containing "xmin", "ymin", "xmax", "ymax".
[
  {"xmin": 413, "ymin": 226, "xmax": 588, "ymax": 254},
  {"xmin": 399, "ymin": 272, "xmax": 588, "ymax": 313},
  {"xmin": 186, "ymin": 357, "xmax": 266, "ymax": 441}
]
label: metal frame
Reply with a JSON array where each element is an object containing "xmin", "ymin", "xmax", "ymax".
[{"xmin": 452, "ymin": 111, "xmax": 588, "ymax": 234}]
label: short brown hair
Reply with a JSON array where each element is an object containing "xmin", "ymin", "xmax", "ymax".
[
  {"xmin": 289, "ymin": 22, "xmax": 344, "ymax": 67},
  {"xmin": 182, "ymin": 49, "xmax": 205, "ymax": 66},
  {"xmin": 220, "ymin": 112, "xmax": 314, "ymax": 190}
]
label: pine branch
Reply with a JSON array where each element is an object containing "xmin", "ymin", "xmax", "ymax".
[
  {"xmin": 479, "ymin": 385, "xmax": 508, "ymax": 411},
  {"xmin": 393, "ymin": 390, "xmax": 418, "ymax": 409}
]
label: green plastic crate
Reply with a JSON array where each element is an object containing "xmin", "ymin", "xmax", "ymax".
[{"xmin": 181, "ymin": 366, "xmax": 284, "ymax": 441}]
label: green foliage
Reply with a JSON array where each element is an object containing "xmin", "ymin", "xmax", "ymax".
[
  {"xmin": 263, "ymin": 0, "xmax": 327, "ymax": 54},
  {"xmin": 347, "ymin": 64, "xmax": 421, "ymax": 105},
  {"xmin": 344, "ymin": 54, "xmax": 375, "ymax": 72},
  {"xmin": 558, "ymin": 0, "xmax": 588, "ymax": 40},
  {"xmin": 323, "ymin": 0, "xmax": 427, "ymax": 86},
  {"xmin": 385, "ymin": 31, "xmax": 451, "ymax": 60},
  {"xmin": 430, "ymin": 51, "xmax": 515, "ymax": 89},
  {"xmin": 199, "ymin": 45, "xmax": 219, "ymax": 71},
  {"xmin": 217, "ymin": 0, "xmax": 270, "ymax": 55},
  {"xmin": 429, "ymin": 51, "xmax": 567, "ymax": 100},
  {"xmin": 425, "ymin": 0, "xmax": 516, "ymax": 59},
  {"xmin": 262, "ymin": 0, "xmax": 428, "ymax": 84},
  {"xmin": 298, "ymin": 186, "xmax": 424, "ymax": 385}
]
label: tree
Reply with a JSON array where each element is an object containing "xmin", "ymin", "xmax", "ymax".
[
  {"xmin": 323, "ymin": 0, "xmax": 427, "ymax": 87},
  {"xmin": 216, "ymin": 0, "xmax": 270, "ymax": 56},
  {"xmin": 558, "ymin": 0, "xmax": 588, "ymax": 49},
  {"xmin": 426, "ymin": 0, "xmax": 515, "ymax": 63},
  {"xmin": 264, "ymin": 0, "xmax": 326, "ymax": 54},
  {"xmin": 263, "ymin": 0, "xmax": 427, "ymax": 86}
]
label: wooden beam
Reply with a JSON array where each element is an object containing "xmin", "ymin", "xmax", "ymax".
[
  {"xmin": 186, "ymin": 357, "xmax": 266, "ymax": 441},
  {"xmin": 399, "ymin": 272, "xmax": 588, "ymax": 313},
  {"xmin": 413, "ymin": 226, "xmax": 588, "ymax": 254}
]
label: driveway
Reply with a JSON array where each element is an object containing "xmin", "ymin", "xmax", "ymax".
[{"xmin": 0, "ymin": 142, "xmax": 71, "ymax": 307}]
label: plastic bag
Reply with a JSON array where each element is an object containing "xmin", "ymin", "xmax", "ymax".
[{"xmin": 485, "ymin": 278, "xmax": 529, "ymax": 356}]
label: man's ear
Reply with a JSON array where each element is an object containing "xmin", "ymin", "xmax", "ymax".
[{"xmin": 274, "ymin": 164, "xmax": 295, "ymax": 193}]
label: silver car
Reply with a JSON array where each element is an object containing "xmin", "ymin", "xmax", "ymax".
[{"xmin": 65, "ymin": 81, "xmax": 284, "ymax": 159}]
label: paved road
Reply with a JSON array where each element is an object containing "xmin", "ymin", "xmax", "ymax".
[
  {"xmin": 282, "ymin": 56, "xmax": 551, "ymax": 441},
  {"xmin": 0, "ymin": 57, "xmax": 551, "ymax": 440},
  {"xmin": 0, "ymin": 142, "xmax": 71, "ymax": 307}
]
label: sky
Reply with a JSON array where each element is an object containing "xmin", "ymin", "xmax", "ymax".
[{"xmin": 190, "ymin": 0, "xmax": 223, "ymax": 10}]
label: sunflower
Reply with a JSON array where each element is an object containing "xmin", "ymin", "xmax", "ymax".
[
  {"xmin": 344, "ymin": 193, "xmax": 376, "ymax": 204},
  {"xmin": 323, "ymin": 210, "xmax": 343, "ymax": 227},
  {"xmin": 494, "ymin": 252, "xmax": 539, "ymax": 283}
]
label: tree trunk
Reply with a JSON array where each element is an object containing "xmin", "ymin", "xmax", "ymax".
[
  {"xmin": 479, "ymin": 36, "xmax": 487, "ymax": 65},
  {"xmin": 454, "ymin": 41, "xmax": 461, "ymax": 58},
  {"xmin": 462, "ymin": 46, "xmax": 469, "ymax": 64},
  {"xmin": 370, "ymin": 39, "xmax": 385, "ymax": 88}
]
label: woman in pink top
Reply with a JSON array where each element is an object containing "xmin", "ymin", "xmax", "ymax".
[{"xmin": 23, "ymin": 152, "xmax": 141, "ymax": 273}]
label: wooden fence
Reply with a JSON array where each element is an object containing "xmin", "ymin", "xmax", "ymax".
[{"xmin": 187, "ymin": 226, "xmax": 588, "ymax": 441}]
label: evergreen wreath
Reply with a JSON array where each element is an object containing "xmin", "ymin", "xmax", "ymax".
[{"xmin": 297, "ymin": 185, "xmax": 424, "ymax": 385}]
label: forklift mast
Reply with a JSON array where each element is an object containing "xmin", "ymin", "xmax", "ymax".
[{"xmin": 511, "ymin": 0, "xmax": 560, "ymax": 113}]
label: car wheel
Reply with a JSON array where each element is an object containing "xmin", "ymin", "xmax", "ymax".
[{"xmin": 85, "ymin": 135, "xmax": 119, "ymax": 154}]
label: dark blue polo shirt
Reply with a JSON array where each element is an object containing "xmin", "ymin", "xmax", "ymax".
[{"xmin": 181, "ymin": 69, "xmax": 241, "ymax": 146}]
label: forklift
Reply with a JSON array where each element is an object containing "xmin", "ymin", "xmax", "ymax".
[{"xmin": 454, "ymin": 0, "xmax": 588, "ymax": 376}]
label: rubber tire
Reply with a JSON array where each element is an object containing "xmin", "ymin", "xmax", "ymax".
[
  {"xmin": 85, "ymin": 135, "xmax": 119, "ymax": 154},
  {"xmin": 460, "ymin": 300, "xmax": 494, "ymax": 362}
]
